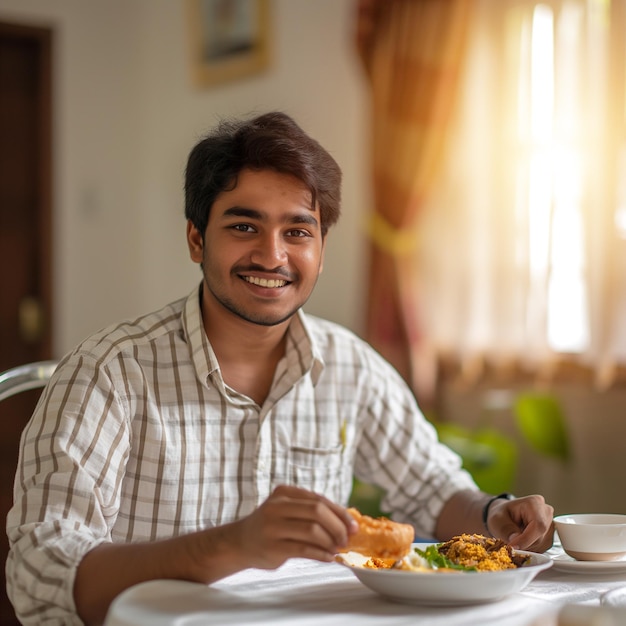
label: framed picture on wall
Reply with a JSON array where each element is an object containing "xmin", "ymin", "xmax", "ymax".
[{"xmin": 186, "ymin": 0, "xmax": 271, "ymax": 88}]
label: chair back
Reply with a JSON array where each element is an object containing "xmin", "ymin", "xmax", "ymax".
[
  {"xmin": 0, "ymin": 360, "xmax": 57, "ymax": 625},
  {"xmin": 0, "ymin": 360, "xmax": 58, "ymax": 402}
]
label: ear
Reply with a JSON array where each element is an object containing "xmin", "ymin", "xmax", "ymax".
[
  {"xmin": 319, "ymin": 235, "xmax": 327, "ymax": 274},
  {"xmin": 187, "ymin": 220, "xmax": 204, "ymax": 264}
]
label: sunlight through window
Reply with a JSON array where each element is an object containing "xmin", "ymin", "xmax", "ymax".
[
  {"xmin": 417, "ymin": 0, "xmax": 626, "ymax": 374},
  {"xmin": 526, "ymin": 3, "xmax": 589, "ymax": 353}
]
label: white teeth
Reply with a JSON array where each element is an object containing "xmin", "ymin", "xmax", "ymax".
[{"xmin": 244, "ymin": 276, "xmax": 287, "ymax": 288}]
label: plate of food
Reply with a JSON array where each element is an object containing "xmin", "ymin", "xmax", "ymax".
[{"xmin": 336, "ymin": 509, "xmax": 552, "ymax": 606}]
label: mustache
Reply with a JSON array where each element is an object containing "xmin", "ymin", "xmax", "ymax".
[{"xmin": 233, "ymin": 264, "xmax": 295, "ymax": 281}]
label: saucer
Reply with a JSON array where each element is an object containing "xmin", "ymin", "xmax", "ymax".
[{"xmin": 550, "ymin": 551, "xmax": 626, "ymax": 574}]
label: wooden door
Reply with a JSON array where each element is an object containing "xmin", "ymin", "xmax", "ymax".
[{"xmin": 0, "ymin": 21, "xmax": 53, "ymax": 626}]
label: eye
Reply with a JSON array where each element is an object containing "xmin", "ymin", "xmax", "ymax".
[
  {"xmin": 286, "ymin": 228, "xmax": 312, "ymax": 238},
  {"xmin": 231, "ymin": 223, "xmax": 256, "ymax": 233}
]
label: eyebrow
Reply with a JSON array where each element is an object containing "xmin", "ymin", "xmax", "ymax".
[{"xmin": 222, "ymin": 206, "xmax": 319, "ymax": 228}]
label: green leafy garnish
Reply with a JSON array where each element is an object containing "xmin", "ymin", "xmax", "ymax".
[{"xmin": 414, "ymin": 545, "xmax": 477, "ymax": 572}]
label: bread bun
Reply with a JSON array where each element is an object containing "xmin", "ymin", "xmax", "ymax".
[{"xmin": 339, "ymin": 507, "xmax": 414, "ymax": 562}]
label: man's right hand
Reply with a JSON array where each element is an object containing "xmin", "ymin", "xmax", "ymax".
[{"xmin": 227, "ymin": 485, "xmax": 359, "ymax": 570}]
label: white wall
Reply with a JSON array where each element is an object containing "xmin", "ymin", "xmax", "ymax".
[{"xmin": 0, "ymin": 0, "xmax": 369, "ymax": 355}]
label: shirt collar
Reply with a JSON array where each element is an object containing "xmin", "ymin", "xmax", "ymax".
[
  {"xmin": 288, "ymin": 309, "xmax": 325, "ymax": 385},
  {"xmin": 182, "ymin": 283, "xmax": 325, "ymax": 388},
  {"xmin": 182, "ymin": 284, "xmax": 220, "ymax": 387}
]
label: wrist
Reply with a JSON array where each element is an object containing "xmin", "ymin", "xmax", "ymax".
[
  {"xmin": 482, "ymin": 493, "xmax": 515, "ymax": 537},
  {"xmin": 184, "ymin": 523, "xmax": 248, "ymax": 584}
]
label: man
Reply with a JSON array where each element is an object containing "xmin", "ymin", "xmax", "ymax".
[{"xmin": 6, "ymin": 112, "xmax": 554, "ymax": 625}]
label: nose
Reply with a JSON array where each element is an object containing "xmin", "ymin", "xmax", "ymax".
[{"xmin": 250, "ymin": 230, "xmax": 288, "ymax": 267}]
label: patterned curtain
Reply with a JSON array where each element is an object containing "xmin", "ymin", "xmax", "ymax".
[{"xmin": 356, "ymin": 0, "xmax": 473, "ymax": 404}]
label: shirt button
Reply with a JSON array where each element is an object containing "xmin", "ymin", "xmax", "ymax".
[{"xmin": 258, "ymin": 461, "xmax": 266, "ymax": 471}]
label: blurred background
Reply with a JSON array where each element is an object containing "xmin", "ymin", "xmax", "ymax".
[
  {"xmin": 0, "ymin": 0, "xmax": 368, "ymax": 352},
  {"xmin": 2, "ymin": 0, "xmax": 626, "ymax": 534}
]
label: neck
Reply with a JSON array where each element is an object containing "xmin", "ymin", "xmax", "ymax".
[{"xmin": 200, "ymin": 291, "xmax": 292, "ymax": 405}]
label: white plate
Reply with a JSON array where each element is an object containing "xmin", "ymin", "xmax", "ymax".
[
  {"xmin": 338, "ymin": 542, "xmax": 552, "ymax": 606},
  {"xmin": 550, "ymin": 552, "xmax": 626, "ymax": 574}
]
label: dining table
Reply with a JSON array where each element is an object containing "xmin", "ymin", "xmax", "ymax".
[{"xmin": 103, "ymin": 543, "xmax": 626, "ymax": 626}]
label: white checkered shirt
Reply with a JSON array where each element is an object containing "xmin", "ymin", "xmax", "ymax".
[{"xmin": 6, "ymin": 284, "xmax": 476, "ymax": 624}]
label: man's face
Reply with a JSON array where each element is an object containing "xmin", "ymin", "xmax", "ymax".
[{"xmin": 187, "ymin": 168, "xmax": 326, "ymax": 327}]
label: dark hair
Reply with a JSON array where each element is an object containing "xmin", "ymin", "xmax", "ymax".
[{"xmin": 184, "ymin": 111, "xmax": 342, "ymax": 238}]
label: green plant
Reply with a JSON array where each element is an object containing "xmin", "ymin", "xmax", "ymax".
[
  {"xmin": 434, "ymin": 390, "xmax": 571, "ymax": 492},
  {"xmin": 348, "ymin": 479, "xmax": 388, "ymax": 518},
  {"xmin": 434, "ymin": 421, "xmax": 518, "ymax": 494},
  {"xmin": 514, "ymin": 392, "xmax": 570, "ymax": 461}
]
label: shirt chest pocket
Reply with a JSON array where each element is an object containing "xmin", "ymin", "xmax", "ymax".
[{"xmin": 288, "ymin": 444, "xmax": 352, "ymax": 505}]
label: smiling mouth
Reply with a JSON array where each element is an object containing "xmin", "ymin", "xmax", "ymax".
[{"xmin": 243, "ymin": 276, "xmax": 288, "ymax": 288}]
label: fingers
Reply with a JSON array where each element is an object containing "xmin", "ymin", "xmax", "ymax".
[
  {"xmin": 508, "ymin": 517, "xmax": 555, "ymax": 553},
  {"xmin": 271, "ymin": 485, "xmax": 359, "ymax": 537},
  {"xmin": 240, "ymin": 485, "xmax": 358, "ymax": 569},
  {"xmin": 489, "ymin": 494, "xmax": 554, "ymax": 552}
]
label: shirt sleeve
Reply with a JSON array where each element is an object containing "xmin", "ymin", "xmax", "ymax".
[
  {"xmin": 6, "ymin": 353, "xmax": 130, "ymax": 625},
  {"xmin": 353, "ymin": 352, "xmax": 478, "ymax": 538}
]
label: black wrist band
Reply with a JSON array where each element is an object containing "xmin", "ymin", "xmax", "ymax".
[{"xmin": 482, "ymin": 493, "xmax": 514, "ymax": 536}]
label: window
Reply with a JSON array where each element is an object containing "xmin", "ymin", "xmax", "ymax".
[{"xmin": 417, "ymin": 0, "xmax": 626, "ymax": 384}]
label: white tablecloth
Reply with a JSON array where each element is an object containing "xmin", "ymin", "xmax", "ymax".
[{"xmin": 104, "ymin": 549, "xmax": 626, "ymax": 626}]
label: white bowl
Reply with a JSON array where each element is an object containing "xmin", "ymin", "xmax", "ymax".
[{"xmin": 554, "ymin": 514, "xmax": 626, "ymax": 561}]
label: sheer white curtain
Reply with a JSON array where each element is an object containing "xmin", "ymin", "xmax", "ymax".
[{"xmin": 417, "ymin": 0, "xmax": 626, "ymax": 387}]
